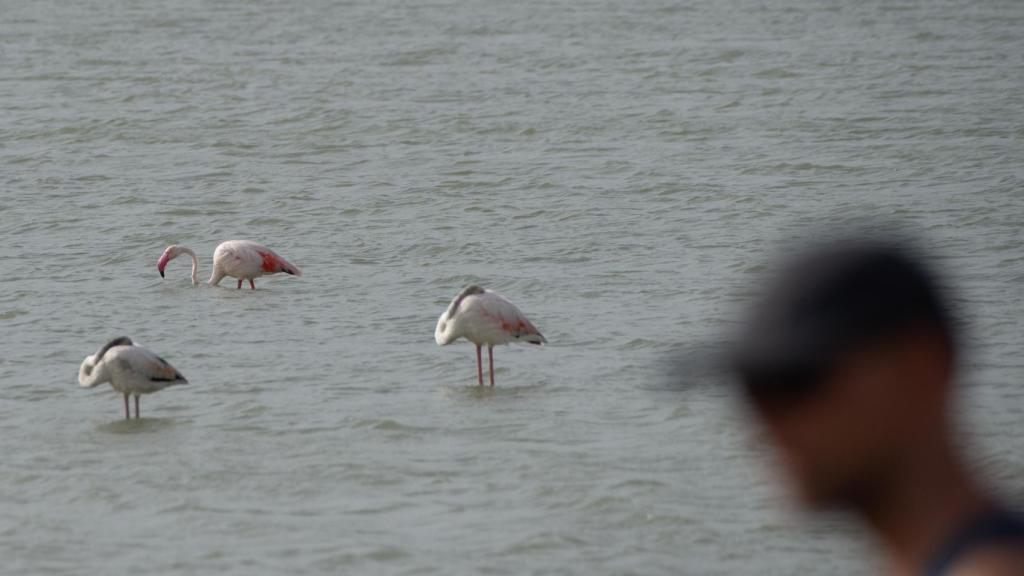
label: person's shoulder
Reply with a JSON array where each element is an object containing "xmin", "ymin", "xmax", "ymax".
[{"xmin": 947, "ymin": 544, "xmax": 1024, "ymax": 576}]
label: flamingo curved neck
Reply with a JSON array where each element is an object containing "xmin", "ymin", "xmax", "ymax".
[
  {"xmin": 181, "ymin": 248, "xmax": 199, "ymax": 285},
  {"xmin": 207, "ymin": 262, "xmax": 222, "ymax": 286},
  {"xmin": 435, "ymin": 313, "xmax": 460, "ymax": 345},
  {"xmin": 78, "ymin": 357, "xmax": 110, "ymax": 388}
]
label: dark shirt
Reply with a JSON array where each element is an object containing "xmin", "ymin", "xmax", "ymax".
[{"xmin": 925, "ymin": 507, "xmax": 1024, "ymax": 576}]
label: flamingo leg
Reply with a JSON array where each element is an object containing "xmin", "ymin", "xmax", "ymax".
[
  {"xmin": 134, "ymin": 395, "xmax": 140, "ymax": 419},
  {"xmin": 249, "ymin": 279, "xmax": 256, "ymax": 290},
  {"xmin": 123, "ymin": 394, "xmax": 130, "ymax": 420},
  {"xmin": 476, "ymin": 345, "xmax": 483, "ymax": 386},
  {"xmin": 488, "ymin": 345, "xmax": 495, "ymax": 387},
  {"xmin": 237, "ymin": 278, "xmax": 243, "ymax": 289}
]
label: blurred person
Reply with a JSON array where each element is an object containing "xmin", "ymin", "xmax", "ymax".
[{"xmin": 733, "ymin": 240, "xmax": 1024, "ymax": 575}]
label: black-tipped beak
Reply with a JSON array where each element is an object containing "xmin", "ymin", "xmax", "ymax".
[{"xmin": 159, "ymin": 270, "xmax": 165, "ymax": 278}]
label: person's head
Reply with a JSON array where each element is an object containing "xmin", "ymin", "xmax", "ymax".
[{"xmin": 734, "ymin": 240, "xmax": 958, "ymax": 508}]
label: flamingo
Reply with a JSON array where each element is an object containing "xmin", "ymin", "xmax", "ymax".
[
  {"xmin": 78, "ymin": 336, "xmax": 188, "ymax": 419},
  {"xmin": 435, "ymin": 285, "xmax": 546, "ymax": 386},
  {"xmin": 157, "ymin": 240, "xmax": 301, "ymax": 289}
]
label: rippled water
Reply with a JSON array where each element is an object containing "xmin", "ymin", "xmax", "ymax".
[{"xmin": 2, "ymin": 0, "xmax": 1023, "ymax": 574}]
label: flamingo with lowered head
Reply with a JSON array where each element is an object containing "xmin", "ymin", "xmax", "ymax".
[
  {"xmin": 435, "ymin": 285, "xmax": 546, "ymax": 386},
  {"xmin": 157, "ymin": 240, "xmax": 301, "ymax": 289},
  {"xmin": 78, "ymin": 336, "xmax": 188, "ymax": 419}
]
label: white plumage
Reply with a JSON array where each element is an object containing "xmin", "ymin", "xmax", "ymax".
[
  {"xmin": 78, "ymin": 336, "xmax": 188, "ymax": 419},
  {"xmin": 435, "ymin": 285, "xmax": 546, "ymax": 386}
]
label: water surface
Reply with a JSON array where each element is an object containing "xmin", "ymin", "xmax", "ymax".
[{"xmin": 2, "ymin": 1, "xmax": 1023, "ymax": 574}]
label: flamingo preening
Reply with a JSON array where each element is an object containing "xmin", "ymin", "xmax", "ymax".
[
  {"xmin": 78, "ymin": 336, "xmax": 188, "ymax": 419},
  {"xmin": 157, "ymin": 240, "xmax": 301, "ymax": 289},
  {"xmin": 435, "ymin": 285, "xmax": 546, "ymax": 386}
]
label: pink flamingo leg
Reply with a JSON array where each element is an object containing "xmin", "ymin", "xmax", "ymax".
[
  {"xmin": 237, "ymin": 279, "xmax": 243, "ymax": 289},
  {"xmin": 123, "ymin": 394, "xmax": 130, "ymax": 420},
  {"xmin": 134, "ymin": 395, "xmax": 140, "ymax": 419},
  {"xmin": 476, "ymin": 345, "xmax": 483, "ymax": 386},
  {"xmin": 249, "ymin": 279, "xmax": 256, "ymax": 290},
  {"xmin": 488, "ymin": 345, "xmax": 494, "ymax": 387}
]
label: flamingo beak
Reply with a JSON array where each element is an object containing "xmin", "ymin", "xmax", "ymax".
[{"xmin": 157, "ymin": 254, "xmax": 169, "ymax": 278}]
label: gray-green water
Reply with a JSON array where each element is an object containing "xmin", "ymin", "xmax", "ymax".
[{"xmin": 2, "ymin": 1, "xmax": 1023, "ymax": 574}]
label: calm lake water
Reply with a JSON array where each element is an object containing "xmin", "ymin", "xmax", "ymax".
[{"xmin": 1, "ymin": 0, "xmax": 1023, "ymax": 574}]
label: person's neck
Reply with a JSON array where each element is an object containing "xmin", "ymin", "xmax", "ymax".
[{"xmin": 860, "ymin": 438, "xmax": 988, "ymax": 576}]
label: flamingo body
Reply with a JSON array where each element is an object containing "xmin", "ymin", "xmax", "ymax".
[
  {"xmin": 209, "ymin": 240, "xmax": 301, "ymax": 288},
  {"xmin": 78, "ymin": 336, "xmax": 188, "ymax": 419},
  {"xmin": 435, "ymin": 285, "xmax": 545, "ymax": 386}
]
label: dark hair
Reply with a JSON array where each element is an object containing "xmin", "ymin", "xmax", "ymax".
[{"xmin": 734, "ymin": 239, "xmax": 958, "ymax": 405}]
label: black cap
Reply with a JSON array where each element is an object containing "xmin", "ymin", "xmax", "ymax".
[{"xmin": 734, "ymin": 240, "xmax": 955, "ymax": 399}]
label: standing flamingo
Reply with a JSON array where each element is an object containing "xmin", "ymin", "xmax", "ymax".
[
  {"xmin": 157, "ymin": 240, "xmax": 301, "ymax": 289},
  {"xmin": 78, "ymin": 336, "xmax": 188, "ymax": 419},
  {"xmin": 435, "ymin": 285, "xmax": 546, "ymax": 386}
]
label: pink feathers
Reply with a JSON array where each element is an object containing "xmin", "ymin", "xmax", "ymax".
[{"xmin": 258, "ymin": 251, "xmax": 300, "ymax": 276}]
